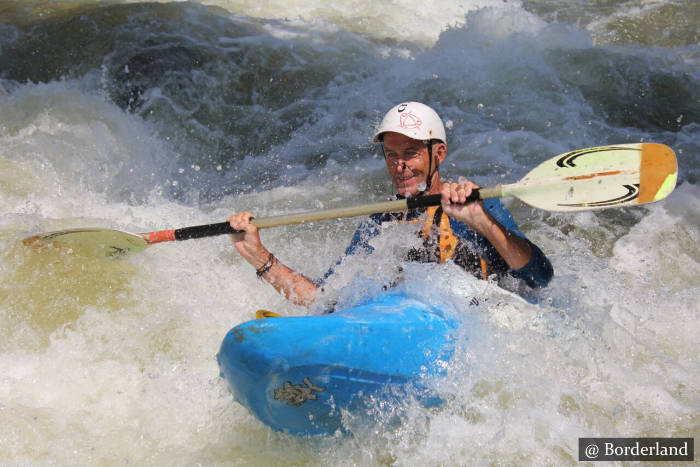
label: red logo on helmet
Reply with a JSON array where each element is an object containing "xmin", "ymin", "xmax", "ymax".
[{"xmin": 399, "ymin": 112, "xmax": 422, "ymax": 130}]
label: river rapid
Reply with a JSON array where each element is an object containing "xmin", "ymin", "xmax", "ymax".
[{"xmin": 0, "ymin": 0, "xmax": 698, "ymax": 464}]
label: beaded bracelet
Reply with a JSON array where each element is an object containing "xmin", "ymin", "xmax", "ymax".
[{"xmin": 256, "ymin": 252, "xmax": 276, "ymax": 279}]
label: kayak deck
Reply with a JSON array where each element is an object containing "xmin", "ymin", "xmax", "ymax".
[{"xmin": 217, "ymin": 293, "xmax": 460, "ymax": 435}]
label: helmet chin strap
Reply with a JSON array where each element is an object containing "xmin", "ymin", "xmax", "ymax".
[{"xmin": 412, "ymin": 141, "xmax": 438, "ymax": 198}]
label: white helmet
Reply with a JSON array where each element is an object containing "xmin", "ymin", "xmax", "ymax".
[{"xmin": 373, "ymin": 102, "xmax": 446, "ymax": 143}]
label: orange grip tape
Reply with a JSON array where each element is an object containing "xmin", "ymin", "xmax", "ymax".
[{"xmin": 146, "ymin": 229, "xmax": 176, "ymax": 244}]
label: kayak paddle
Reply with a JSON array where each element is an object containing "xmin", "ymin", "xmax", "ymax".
[{"xmin": 23, "ymin": 142, "xmax": 677, "ymax": 257}]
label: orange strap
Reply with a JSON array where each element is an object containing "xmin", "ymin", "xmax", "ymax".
[
  {"xmin": 403, "ymin": 207, "xmax": 489, "ymax": 279},
  {"xmin": 479, "ymin": 257, "xmax": 489, "ymax": 280}
]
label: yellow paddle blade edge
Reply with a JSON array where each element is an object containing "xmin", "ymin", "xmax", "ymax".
[{"xmin": 23, "ymin": 228, "xmax": 149, "ymax": 257}]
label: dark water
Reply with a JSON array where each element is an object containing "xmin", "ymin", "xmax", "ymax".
[{"xmin": 1, "ymin": 0, "xmax": 697, "ymax": 200}]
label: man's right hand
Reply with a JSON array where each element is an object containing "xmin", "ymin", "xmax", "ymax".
[{"xmin": 228, "ymin": 211, "xmax": 270, "ymax": 270}]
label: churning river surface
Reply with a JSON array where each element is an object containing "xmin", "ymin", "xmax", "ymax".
[{"xmin": 0, "ymin": 0, "xmax": 698, "ymax": 464}]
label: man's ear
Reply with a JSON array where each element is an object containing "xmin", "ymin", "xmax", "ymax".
[{"xmin": 434, "ymin": 143, "xmax": 447, "ymax": 166}]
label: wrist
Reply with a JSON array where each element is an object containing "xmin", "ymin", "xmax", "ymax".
[
  {"xmin": 256, "ymin": 252, "xmax": 276, "ymax": 279},
  {"xmin": 249, "ymin": 248, "xmax": 270, "ymax": 270},
  {"xmin": 467, "ymin": 210, "xmax": 496, "ymax": 236}
]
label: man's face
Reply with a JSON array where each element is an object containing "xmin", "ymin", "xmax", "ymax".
[{"xmin": 382, "ymin": 132, "xmax": 434, "ymax": 197}]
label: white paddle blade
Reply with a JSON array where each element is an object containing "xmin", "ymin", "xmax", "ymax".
[
  {"xmin": 23, "ymin": 228, "xmax": 148, "ymax": 257},
  {"xmin": 505, "ymin": 143, "xmax": 677, "ymax": 212}
]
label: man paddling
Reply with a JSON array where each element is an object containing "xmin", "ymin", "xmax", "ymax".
[{"xmin": 229, "ymin": 102, "xmax": 552, "ymax": 305}]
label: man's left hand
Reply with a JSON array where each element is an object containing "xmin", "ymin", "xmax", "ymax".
[{"xmin": 440, "ymin": 178, "xmax": 492, "ymax": 234}]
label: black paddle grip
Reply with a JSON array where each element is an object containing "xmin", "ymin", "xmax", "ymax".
[
  {"xmin": 174, "ymin": 221, "xmax": 239, "ymax": 240},
  {"xmin": 406, "ymin": 189, "xmax": 481, "ymax": 210}
]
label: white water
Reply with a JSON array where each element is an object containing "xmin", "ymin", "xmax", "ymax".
[{"xmin": 1, "ymin": 0, "xmax": 698, "ymax": 464}]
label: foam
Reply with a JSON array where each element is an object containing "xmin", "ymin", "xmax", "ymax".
[{"xmin": 0, "ymin": 1, "xmax": 698, "ymax": 463}]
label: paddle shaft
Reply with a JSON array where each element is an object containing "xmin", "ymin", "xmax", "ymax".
[
  {"xmin": 142, "ymin": 188, "xmax": 502, "ymax": 244},
  {"xmin": 22, "ymin": 142, "xmax": 677, "ymax": 254}
]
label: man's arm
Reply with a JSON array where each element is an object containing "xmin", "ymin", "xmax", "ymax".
[
  {"xmin": 228, "ymin": 212, "xmax": 319, "ymax": 307},
  {"xmin": 473, "ymin": 213, "xmax": 532, "ymax": 270},
  {"xmin": 256, "ymin": 257, "xmax": 319, "ymax": 307}
]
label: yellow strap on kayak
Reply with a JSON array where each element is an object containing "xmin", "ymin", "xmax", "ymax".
[{"xmin": 256, "ymin": 310, "xmax": 281, "ymax": 319}]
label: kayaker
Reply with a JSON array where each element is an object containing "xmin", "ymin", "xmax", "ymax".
[{"xmin": 229, "ymin": 102, "xmax": 553, "ymax": 305}]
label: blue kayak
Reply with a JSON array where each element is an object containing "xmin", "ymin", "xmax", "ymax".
[{"xmin": 217, "ymin": 292, "xmax": 461, "ymax": 435}]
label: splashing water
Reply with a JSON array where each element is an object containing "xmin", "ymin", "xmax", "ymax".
[{"xmin": 0, "ymin": 0, "xmax": 698, "ymax": 464}]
